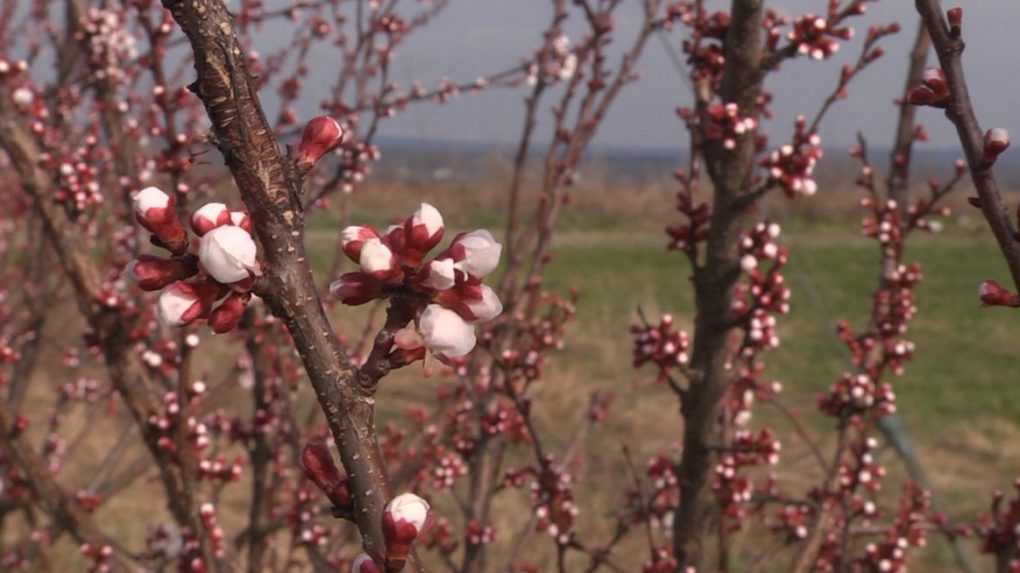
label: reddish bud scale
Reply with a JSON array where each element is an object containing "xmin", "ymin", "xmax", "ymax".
[
  {"xmin": 330, "ymin": 272, "xmax": 382, "ymax": 306},
  {"xmin": 191, "ymin": 205, "xmax": 231, "ymax": 236},
  {"xmin": 207, "ymin": 291, "xmax": 251, "ymax": 334},
  {"xmin": 382, "ymin": 512, "xmax": 420, "ymax": 562},
  {"xmin": 137, "ymin": 196, "xmax": 189, "ymax": 255},
  {"xmin": 130, "ymin": 255, "xmax": 199, "ymax": 291},
  {"xmin": 297, "ymin": 116, "xmax": 343, "ymax": 166},
  {"xmin": 300, "ymin": 441, "xmax": 352, "ymax": 508}
]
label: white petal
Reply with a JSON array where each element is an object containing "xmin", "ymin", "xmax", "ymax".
[
  {"xmin": 385, "ymin": 493, "xmax": 430, "ymax": 530},
  {"xmin": 455, "ymin": 230, "xmax": 502, "ymax": 278},
  {"xmin": 157, "ymin": 286, "xmax": 196, "ymax": 327},
  {"xmin": 413, "ymin": 203, "xmax": 444, "ymax": 238},
  {"xmin": 134, "ymin": 186, "xmax": 169, "ymax": 215},
  {"xmin": 359, "ymin": 238, "xmax": 394, "ymax": 273},
  {"xmin": 419, "ymin": 305, "xmax": 476, "ymax": 357},
  {"xmin": 199, "ymin": 226, "xmax": 258, "ymax": 284},
  {"xmin": 423, "ymin": 259, "xmax": 455, "ymax": 290},
  {"xmin": 467, "ymin": 285, "xmax": 502, "ymax": 322}
]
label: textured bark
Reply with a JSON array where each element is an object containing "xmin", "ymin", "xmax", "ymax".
[
  {"xmin": 160, "ymin": 0, "xmax": 393, "ymax": 559},
  {"xmin": 672, "ymin": 1, "xmax": 766, "ymax": 569}
]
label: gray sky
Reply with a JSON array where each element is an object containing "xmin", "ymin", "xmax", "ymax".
[{"xmin": 286, "ymin": 1, "xmax": 1017, "ymax": 150}]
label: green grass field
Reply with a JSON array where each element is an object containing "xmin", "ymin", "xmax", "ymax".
[{"xmin": 302, "ymin": 188, "xmax": 1020, "ymax": 570}]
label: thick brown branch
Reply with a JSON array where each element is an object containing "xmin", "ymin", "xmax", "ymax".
[{"xmin": 161, "ymin": 0, "xmax": 394, "ymax": 560}]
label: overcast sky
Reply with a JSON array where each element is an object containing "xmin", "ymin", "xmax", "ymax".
[{"xmin": 281, "ymin": 1, "xmax": 1017, "ymax": 150}]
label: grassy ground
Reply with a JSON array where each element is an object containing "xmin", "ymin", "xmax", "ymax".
[
  {"xmin": 298, "ymin": 178, "xmax": 1020, "ymax": 570},
  {"xmin": 12, "ymin": 173, "xmax": 1020, "ymax": 571}
]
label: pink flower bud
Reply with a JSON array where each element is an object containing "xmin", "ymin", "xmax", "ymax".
[
  {"xmin": 134, "ymin": 187, "xmax": 188, "ymax": 254},
  {"xmin": 297, "ymin": 116, "xmax": 343, "ymax": 166},
  {"xmin": 128, "ymin": 255, "xmax": 199, "ymax": 291},
  {"xmin": 445, "ymin": 230, "xmax": 502, "ymax": 279},
  {"xmin": 383, "ymin": 493, "xmax": 431, "ymax": 561},
  {"xmin": 421, "ymin": 258, "xmax": 456, "ymax": 290},
  {"xmin": 351, "ymin": 554, "xmax": 382, "ymax": 573},
  {"xmin": 301, "ymin": 441, "xmax": 352, "ymax": 508},
  {"xmin": 984, "ymin": 128, "xmax": 1010, "ymax": 164},
  {"xmin": 419, "ymin": 304, "xmax": 476, "ymax": 357},
  {"xmin": 464, "ymin": 285, "xmax": 503, "ymax": 322},
  {"xmin": 191, "ymin": 202, "xmax": 231, "ymax": 236},
  {"xmin": 979, "ymin": 279, "xmax": 1020, "ymax": 307},
  {"xmin": 329, "ymin": 272, "xmax": 382, "ymax": 306},
  {"xmin": 340, "ymin": 226, "xmax": 380, "ymax": 262},
  {"xmin": 198, "ymin": 226, "xmax": 259, "ymax": 284},
  {"xmin": 438, "ymin": 284, "xmax": 503, "ymax": 322},
  {"xmin": 157, "ymin": 281, "xmax": 223, "ymax": 327},
  {"xmin": 208, "ymin": 291, "xmax": 251, "ymax": 334},
  {"xmin": 404, "ymin": 202, "xmax": 445, "ymax": 254},
  {"xmin": 359, "ymin": 238, "xmax": 400, "ymax": 281}
]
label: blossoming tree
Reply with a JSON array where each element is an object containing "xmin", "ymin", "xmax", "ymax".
[{"xmin": 0, "ymin": 0, "xmax": 1018, "ymax": 572}]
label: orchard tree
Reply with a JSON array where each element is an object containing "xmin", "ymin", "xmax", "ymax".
[{"xmin": 0, "ymin": 0, "xmax": 1018, "ymax": 572}]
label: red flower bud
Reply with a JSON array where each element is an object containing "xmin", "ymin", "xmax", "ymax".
[
  {"xmin": 134, "ymin": 187, "xmax": 188, "ymax": 255},
  {"xmin": 329, "ymin": 272, "xmax": 382, "ymax": 306},
  {"xmin": 979, "ymin": 279, "xmax": 1020, "ymax": 307},
  {"xmin": 301, "ymin": 441, "xmax": 352, "ymax": 508},
  {"xmin": 297, "ymin": 116, "xmax": 343, "ymax": 166},
  {"xmin": 128, "ymin": 255, "xmax": 199, "ymax": 291},
  {"xmin": 984, "ymin": 128, "xmax": 1010, "ymax": 165},
  {"xmin": 946, "ymin": 7, "xmax": 962, "ymax": 34},
  {"xmin": 207, "ymin": 291, "xmax": 251, "ymax": 334},
  {"xmin": 383, "ymin": 493, "xmax": 431, "ymax": 564}
]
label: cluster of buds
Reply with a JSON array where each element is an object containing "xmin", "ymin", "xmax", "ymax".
[
  {"xmin": 492, "ymin": 289, "xmax": 576, "ymax": 384},
  {"xmin": 525, "ymin": 33, "xmax": 578, "ymax": 86},
  {"xmin": 978, "ymin": 479, "xmax": 1020, "ymax": 568},
  {"xmin": 761, "ymin": 117, "xmax": 823, "ymax": 197},
  {"xmin": 530, "ymin": 466, "xmax": 579, "ymax": 546},
  {"xmin": 907, "ymin": 68, "xmax": 950, "ymax": 109},
  {"xmin": 643, "ymin": 455, "xmax": 679, "ymax": 529},
  {"xmin": 77, "ymin": 8, "xmax": 138, "ymax": 85},
  {"xmin": 696, "ymin": 102, "xmax": 757, "ymax": 151},
  {"xmin": 861, "ymin": 198, "xmax": 904, "ymax": 256},
  {"xmin": 78, "ymin": 543, "xmax": 114, "ymax": 573},
  {"xmin": 772, "ymin": 503, "xmax": 813, "ymax": 542},
  {"xmin": 330, "ymin": 203, "xmax": 503, "ymax": 359},
  {"xmin": 714, "ymin": 429, "xmax": 781, "ymax": 527},
  {"xmin": 665, "ymin": 169, "xmax": 710, "ymax": 256},
  {"xmin": 854, "ymin": 483, "xmax": 932, "ymax": 573},
  {"xmin": 838, "ymin": 437, "xmax": 886, "ymax": 495},
  {"xmin": 128, "ymin": 188, "xmax": 258, "ymax": 333},
  {"xmin": 630, "ymin": 314, "xmax": 689, "ymax": 383},
  {"xmin": 197, "ymin": 503, "xmax": 225, "ymax": 559},
  {"xmin": 642, "ymin": 546, "xmax": 680, "ymax": 573},
  {"xmin": 786, "ymin": 12, "xmax": 854, "ymax": 60},
  {"xmin": 732, "ymin": 222, "xmax": 790, "ymax": 328},
  {"xmin": 818, "ymin": 372, "xmax": 896, "ymax": 417},
  {"xmin": 43, "ymin": 137, "xmax": 105, "ymax": 212},
  {"xmin": 668, "ymin": 5, "xmax": 729, "ymax": 85},
  {"xmin": 727, "ymin": 362, "xmax": 783, "ymax": 427}
]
